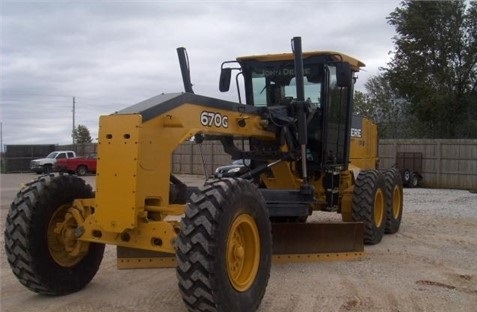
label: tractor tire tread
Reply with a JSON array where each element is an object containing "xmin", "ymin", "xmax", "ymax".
[
  {"xmin": 176, "ymin": 179, "xmax": 232, "ymax": 311},
  {"xmin": 176, "ymin": 178, "xmax": 271, "ymax": 312},
  {"xmin": 4, "ymin": 174, "xmax": 104, "ymax": 296},
  {"xmin": 352, "ymin": 170, "xmax": 385, "ymax": 245}
]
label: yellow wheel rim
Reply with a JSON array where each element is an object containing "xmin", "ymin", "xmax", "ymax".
[
  {"xmin": 48, "ymin": 204, "xmax": 89, "ymax": 267},
  {"xmin": 374, "ymin": 188, "xmax": 384, "ymax": 227},
  {"xmin": 226, "ymin": 214, "xmax": 260, "ymax": 292},
  {"xmin": 392, "ymin": 185, "xmax": 402, "ymax": 219}
]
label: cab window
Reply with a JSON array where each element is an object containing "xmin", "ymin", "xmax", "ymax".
[{"xmin": 250, "ymin": 64, "xmax": 323, "ymax": 108}]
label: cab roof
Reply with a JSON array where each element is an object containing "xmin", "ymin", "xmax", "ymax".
[{"xmin": 237, "ymin": 51, "xmax": 365, "ymax": 71}]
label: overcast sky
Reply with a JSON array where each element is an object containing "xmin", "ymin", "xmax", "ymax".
[{"xmin": 1, "ymin": 0, "xmax": 401, "ymax": 148}]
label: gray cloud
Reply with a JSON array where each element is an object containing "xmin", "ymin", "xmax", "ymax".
[{"xmin": 1, "ymin": 0, "xmax": 400, "ymax": 147}]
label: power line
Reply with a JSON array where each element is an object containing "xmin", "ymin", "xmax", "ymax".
[{"xmin": 0, "ymin": 93, "xmax": 73, "ymax": 98}]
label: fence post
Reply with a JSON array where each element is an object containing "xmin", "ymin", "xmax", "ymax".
[{"xmin": 436, "ymin": 141, "xmax": 441, "ymax": 187}]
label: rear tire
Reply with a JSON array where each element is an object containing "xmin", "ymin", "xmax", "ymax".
[
  {"xmin": 383, "ymin": 169, "xmax": 403, "ymax": 234},
  {"xmin": 352, "ymin": 170, "xmax": 386, "ymax": 245},
  {"xmin": 4, "ymin": 174, "xmax": 105, "ymax": 295},
  {"xmin": 176, "ymin": 178, "xmax": 272, "ymax": 312}
]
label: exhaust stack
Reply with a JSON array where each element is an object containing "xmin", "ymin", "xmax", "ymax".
[{"xmin": 177, "ymin": 47, "xmax": 194, "ymax": 93}]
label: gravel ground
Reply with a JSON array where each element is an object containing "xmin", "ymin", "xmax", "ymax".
[{"xmin": 1, "ymin": 174, "xmax": 476, "ymax": 312}]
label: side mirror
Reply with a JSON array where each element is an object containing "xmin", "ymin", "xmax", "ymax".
[
  {"xmin": 219, "ymin": 68, "xmax": 232, "ymax": 92},
  {"xmin": 336, "ymin": 62, "xmax": 352, "ymax": 88}
]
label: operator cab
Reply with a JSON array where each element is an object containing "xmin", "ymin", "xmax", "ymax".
[{"xmin": 220, "ymin": 51, "xmax": 364, "ymax": 174}]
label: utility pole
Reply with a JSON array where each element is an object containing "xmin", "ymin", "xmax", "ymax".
[
  {"xmin": 0, "ymin": 121, "xmax": 3, "ymax": 154},
  {"xmin": 1, "ymin": 122, "xmax": 3, "ymax": 173},
  {"xmin": 72, "ymin": 97, "xmax": 76, "ymax": 145}
]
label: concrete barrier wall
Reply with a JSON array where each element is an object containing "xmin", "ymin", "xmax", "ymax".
[
  {"xmin": 172, "ymin": 140, "xmax": 246, "ymax": 176},
  {"xmin": 4, "ymin": 139, "xmax": 476, "ymax": 189},
  {"xmin": 174, "ymin": 139, "xmax": 477, "ymax": 190},
  {"xmin": 379, "ymin": 139, "xmax": 477, "ymax": 189}
]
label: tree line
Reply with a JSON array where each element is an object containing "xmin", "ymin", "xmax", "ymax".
[
  {"xmin": 354, "ymin": 0, "xmax": 477, "ymax": 139},
  {"xmin": 72, "ymin": 124, "xmax": 93, "ymax": 144}
]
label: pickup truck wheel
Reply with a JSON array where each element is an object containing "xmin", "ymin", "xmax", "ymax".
[
  {"xmin": 43, "ymin": 164, "xmax": 53, "ymax": 174},
  {"xmin": 76, "ymin": 165, "xmax": 87, "ymax": 176},
  {"xmin": 176, "ymin": 178, "xmax": 271, "ymax": 312},
  {"xmin": 4, "ymin": 174, "xmax": 105, "ymax": 295}
]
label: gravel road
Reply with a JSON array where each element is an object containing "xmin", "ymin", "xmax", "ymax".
[{"xmin": 1, "ymin": 174, "xmax": 476, "ymax": 312}]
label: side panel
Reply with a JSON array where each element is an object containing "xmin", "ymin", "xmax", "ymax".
[
  {"xmin": 349, "ymin": 116, "xmax": 378, "ymax": 169},
  {"xmin": 94, "ymin": 114, "xmax": 142, "ymax": 232}
]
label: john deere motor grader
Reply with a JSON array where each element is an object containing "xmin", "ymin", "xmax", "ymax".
[{"xmin": 4, "ymin": 37, "xmax": 403, "ymax": 312}]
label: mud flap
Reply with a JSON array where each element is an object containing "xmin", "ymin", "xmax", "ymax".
[{"xmin": 116, "ymin": 222, "xmax": 364, "ymax": 269}]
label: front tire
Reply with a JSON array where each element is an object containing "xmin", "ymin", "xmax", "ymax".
[
  {"xmin": 4, "ymin": 174, "xmax": 105, "ymax": 295},
  {"xmin": 43, "ymin": 164, "xmax": 53, "ymax": 174},
  {"xmin": 176, "ymin": 178, "xmax": 272, "ymax": 312},
  {"xmin": 352, "ymin": 170, "xmax": 386, "ymax": 245}
]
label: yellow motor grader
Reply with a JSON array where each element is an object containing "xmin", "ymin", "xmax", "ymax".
[{"xmin": 4, "ymin": 37, "xmax": 403, "ymax": 312}]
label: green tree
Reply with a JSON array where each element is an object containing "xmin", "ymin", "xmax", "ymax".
[
  {"xmin": 73, "ymin": 124, "xmax": 93, "ymax": 144},
  {"xmin": 386, "ymin": 0, "xmax": 477, "ymax": 138},
  {"xmin": 366, "ymin": 74, "xmax": 403, "ymax": 138},
  {"xmin": 353, "ymin": 90, "xmax": 375, "ymax": 120},
  {"xmin": 355, "ymin": 74, "xmax": 412, "ymax": 139}
]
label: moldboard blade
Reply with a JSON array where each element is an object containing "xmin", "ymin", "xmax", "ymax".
[{"xmin": 116, "ymin": 222, "xmax": 364, "ymax": 269}]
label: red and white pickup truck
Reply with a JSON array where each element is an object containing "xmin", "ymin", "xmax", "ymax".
[
  {"xmin": 55, "ymin": 154, "xmax": 97, "ymax": 176},
  {"xmin": 30, "ymin": 150, "xmax": 76, "ymax": 174}
]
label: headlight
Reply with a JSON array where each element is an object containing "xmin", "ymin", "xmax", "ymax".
[{"xmin": 227, "ymin": 167, "xmax": 241, "ymax": 173}]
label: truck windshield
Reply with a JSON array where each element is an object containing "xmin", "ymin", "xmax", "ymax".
[
  {"xmin": 46, "ymin": 152, "xmax": 58, "ymax": 159},
  {"xmin": 250, "ymin": 64, "xmax": 323, "ymax": 108}
]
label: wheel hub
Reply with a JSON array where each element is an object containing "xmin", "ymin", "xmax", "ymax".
[
  {"xmin": 234, "ymin": 245, "xmax": 245, "ymax": 259},
  {"xmin": 49, "ymin": 204, "xmax": 89, "ymax": 267},
  {"xmin": 374, "ymin": 189, "xmax": 384, "ymax": 227},
  {"xmin": 226, "ymin": 214, "xmax": 260, "ymax": 292},
  {"xmin": 392, "ymin": 185, "xmax": 402, "ymax": 218}
]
